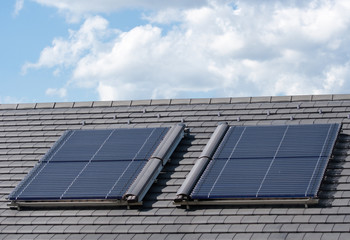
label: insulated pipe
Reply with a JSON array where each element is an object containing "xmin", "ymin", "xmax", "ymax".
[
  {"xmin": 151, "ymin": 123, "xmax": 186, "ymax": 165},
  {"xmin": 175, "ymin": 122, "xmax": 229, "ymax": 201},
  {"xmin": 124, "ymin": 158, "xmax": 163, "ymax": 203},
  {"xmin": 124, "ymin": 123, "xmax": 185, "ymax": 203}
]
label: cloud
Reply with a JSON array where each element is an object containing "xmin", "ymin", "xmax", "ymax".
[
  {"xmin": 33, "ymin": 0, "xmax": 209, "ymax": 22},
  {"xmin": 13, "ymin": 0, "xmax": 24, "ymax": 16},
  {"xmin": 25, "ymin": 0, "xmax": 350, "ymax": 100},
  {"xmin": 22, "ymin": 16, "xmax": 111, "ymax": 74},
  {"xmin": 45, "ymin": 88, "xmax": 67, "ymax": 98}
]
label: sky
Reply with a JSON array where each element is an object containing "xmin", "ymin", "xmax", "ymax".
[{"xmin": 1, "ymin": 0, "xmax": 350, "ymax": 103}]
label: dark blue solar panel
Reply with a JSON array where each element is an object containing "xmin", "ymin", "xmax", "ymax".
[
  {"xmin": 10, "ymin": 162, "xmax": 86, "ymax": 200},
  {"xmin": 45, "ymin": 128, "xmax": 168, "ymax": 162},
  {"xmin": 214, "ymin": 126, "xmax": 286, "ymax": 159},
  {"xmin": 62, "ymin": 160, "xmax": 147, "ymax": 199},
  {"xmin": 9, "ymin": 127, "xmax": 169, "ymax": 201},
  {"xmin": 191, "ymin": 124, "xmax": 340, "ymax": 199}
]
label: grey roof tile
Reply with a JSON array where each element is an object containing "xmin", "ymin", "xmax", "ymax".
[
  {"xmin": 113, "ymin": 225, "xmax": 132, "ymax": 234},
  {"xmin": 17, "ymin": 103, "xmax": 36, "ymax": 109},
  {"xmin": 268, "ymin": 233, "xmax": 288, "ymax": 239},
  {"xmin": 80, "ymin": 225, "xmax": 100, "ymax": 234},
  {"xmin": 258, "ymin": 215, "xmax": 277, "ymax": 224},
  {"xmin": 81, "ymin": 234, "xmax": 102, "ymax": 240},
  {"xmin": 177, "ymin": 225, "xmax": 197, "ymax": 233},
  {"xmin": 151, "ymin": 99, "xmax": 171, "ymax": 106},
  {"xmin": 245, "ymin": 224, "xmax": 265, "ymax": 232},
  {"xmin": 33, "ymin": 225, "xmax": 52, "ymax": 234},
  {"xmin": 190, "ymin": 98, "xmax": 211, "ymax": 104},
  {"xmin": 194, "ymin": 224, "xmax": 215, "ymax": 233},
  {"xmin": 65, "ymin": 225, "xmax": 84, "ymax": 234},
  {"xmin": 232, "ymin": 233, "xmax": 252, "ymax": 240},
  {"xmin": 199, "ymin": 233, "xmax": 218, "ymax": 240},
  {"xmin": 315, "ymin": 224, "xmax": 334, "ymax": 232},
  {"xmin": 66, "ymin": 234, "xmax": 86, "ymax": 240},
  {"xmin": 181, "ymin": 234, "xmax": 202, "ymax": 240},
  {"xmin": 92, "ymin": 101, "xmax": 112, "ymax": 107},
  {"xmin": 280, "ymin": 224, "xmax": 299, "ymax": 232},
  {"xmin": 292, "ymin": 215, "xmax": 311, "ymax": 223},
  {"xmin": 312, "ymin": 95, "xmax": 333, "ymax": 101},
  {"xmin": 0, "ymin": 104, "xmax": 18, "ymax": 110},
  {"xmin": 251, "ymin": 96, "xmax": 271, "ymax": 103},
  {"xmin": 333, "ymin": 223, "xmax": 350, "ymax": 232},
  {"xmin": 114, "ymin": 234, "xmax": 135, "ymax": 240},
  {"xmin": 16, "ymin": 226, "xmax": 36, "ymax": 234},
  {"xmin": 291, "ymin": 95, "xmax": 312, "ymax": 102},
  {"xmin": 275, "ymin": 215, "xmax": 293, "ymax": 223},
  {"xmin": 297, "ymin": 224, "xmax": 317, "ymax": 232},
  {"xmin": 207, "ymin": 216, "xmax": 226, "ymax": 224},
  {"xmin": 339, "ymin": 233, "xmax": 350, "ymax": 240},
  {"xmin": 211, "ymin": 224, "xmax": 231, "ymax": 233},
  {"xmin": 54, "ymin": 102, "xmax": 74, "ymax": 108},
  {"xmin": 303, "ymin": 233, "xmax": 323, "ymax": 240},
  {"xmin": 161, "ymin": 225, "xmax": 181, "ymax": 234},
  {"xmin": 128, "ymin": 225, "xmax": 149, "ymax": 234},
  {"xmin": 144, "ymin": 225, "xmax": 165, "ymax": 234},
  {"xmin": 309, "ymin": 215, "xmax": 327, "ymax": 223},
  {"xmin": 73, "ymin": 102, "xmax": 93, "ymax": 108},
  {"xmin": 250, "ymin": 233, "xmax": 270, "ymax": 240},
  {"xmin": 50, "ymin": 234, "xmax": 70, "ymax": 240},
  {"xmin": 321, "ymin": 233, "xmax": 340, "ymax": 240},
  {"xmin": 262, "ymin": 224, "xmax": 282, "ymax": 233},
  {"xmin": 271, "ymin": 96, "xmax": 291, "ymax": 103},
  {"xmin": 18, "ymin": 234, "xmax": 40, "ymax": 240},
  {"xmin": 228, "ymin": 224, "xmax": 248, "ymax": 233},
  {"xmin": 131, "ymin": 100, "xmax": 151, "ymax": 106},
  {"xmin": 231, "ymin": 97, "xmax": 251, "ymax": 104},
  {"xmin": 286, "ymin": 233, "xmax": 305, "ymax": 240},
  {"xmin": 241, "ymin": 216, "xmax": 259, "ymax": 224}
]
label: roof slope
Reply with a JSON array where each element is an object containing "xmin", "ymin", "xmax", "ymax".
[{"xmin": 1, "ymin": 94, "xmax": 350, "ymax": 240}]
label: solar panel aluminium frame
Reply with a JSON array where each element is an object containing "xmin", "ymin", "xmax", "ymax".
[
  {"xmin": 175, "ymin": 123, "xmax": 341, "ymax": 206},
  {"xmin": 9, "ymin": 124, "xmax": 185, "ymax": 209}
]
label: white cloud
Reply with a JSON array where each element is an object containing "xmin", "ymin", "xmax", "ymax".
[
  {"xmin": 22, "ymin": 16, "xmax": 111, "ymax": 74},
  {"xmin": 13, "ymin": 0, "xmax": 24, "ymax": 16},
  {"xmin": 33, "ymin": 0, "xmax": 208, "ymax": 22},
  {"xmin": 25, "ymin": 0, "xmax": 350, "ymax": 100},
  {"xmin": 45, "ymin": 87, "xmax": 67, "ymax": 98}
]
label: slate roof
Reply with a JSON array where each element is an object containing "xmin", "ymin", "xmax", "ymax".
[{"xmin": 1, "ymin": 94, "xmax": 350, "ymax": 240}]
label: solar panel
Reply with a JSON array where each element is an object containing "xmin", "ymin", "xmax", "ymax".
[
  {"xmin": 191, "ymin": 124, "xmax": 340, "ymax": 200},
  {"xmin": 9, "ymin": 127, "xmax": 169, "ymax": 201}
]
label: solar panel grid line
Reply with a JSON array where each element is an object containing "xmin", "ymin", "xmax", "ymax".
[
  {"xmin": 59, "ymin": 129, "xmax": 116, "ymax": 199},
  {"xmin": 305, "ymin": 124, "xmax": 340, "ymax": 196},
  {"xmin": 105, "ymin": 128, "xmax": 157, "ymax": 199},
  {"xmin": 256, "ymin": 125, "xmax": 289, "ymax": 197},
  {"xmin": 304, "ymin": 124, "xmax": 332, "ymax": 196},
  {"xmin": 40, "ymin": 130, "xmax": 73, "ymax": 162},
  {"xmin": 143, "ymin": 128, "xmax": 168, "ymax": 162},
  {"xmin": 14, "ymin": 131, "xmax": 76, "ymax": 200},
  {"xmin": 207, "ymin": 126, "xmax": 247, "ymax": 198}
]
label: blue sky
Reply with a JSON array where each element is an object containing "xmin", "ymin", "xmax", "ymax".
[{"xmin": 1, "ymin": 0, "xmax": 350, "ymax": 103}]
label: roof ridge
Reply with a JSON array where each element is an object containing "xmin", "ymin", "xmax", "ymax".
[{"xmin": 0, "ymin": 94, "xmax": 350, "ymax": 110}]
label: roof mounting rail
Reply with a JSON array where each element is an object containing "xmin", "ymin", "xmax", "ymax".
[
  {"xmin": 124, "ymin": 123, "xmax": 185, "ymax": 203},
  {"xmin": 175, "ymin": 122, "xmax": 229, "ymax": 202}
]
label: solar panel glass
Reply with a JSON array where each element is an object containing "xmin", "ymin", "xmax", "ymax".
[{"xmin": 191, "ymin": 124, "xmax": 340, "ymax": 200}]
